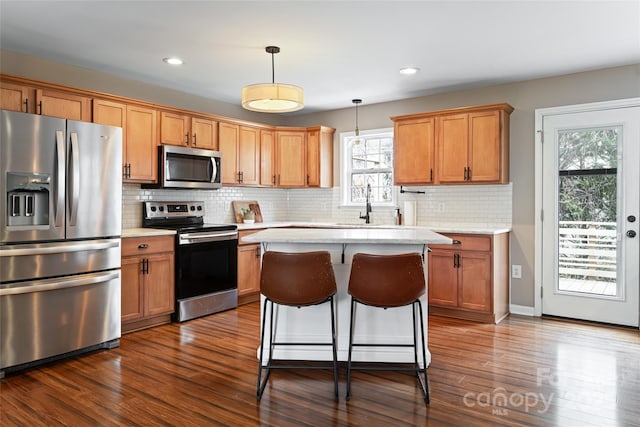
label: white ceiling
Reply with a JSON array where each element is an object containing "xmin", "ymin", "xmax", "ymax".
[{"xmin": 1, "ymin": 1, "xmax": 639, "ymax": 114}]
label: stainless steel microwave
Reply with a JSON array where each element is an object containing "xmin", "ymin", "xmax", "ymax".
[{"xmin": 145, "ymin": 145, "xmax": 222, "ymax": 189}]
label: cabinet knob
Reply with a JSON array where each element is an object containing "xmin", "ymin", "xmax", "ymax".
[{"xmin": 138, "ymin": 243, "xmax": 149, "ymax": 249}]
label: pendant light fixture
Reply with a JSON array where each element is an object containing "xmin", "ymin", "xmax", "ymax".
[
  {"xmin": 352, "ymin": 99, "xmax": 362, "ymax": 144},
  {"xmin": 242, "ymin": 46, "xmax": 304, "ymax": 113}
]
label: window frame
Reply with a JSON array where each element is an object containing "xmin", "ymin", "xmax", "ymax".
[{"xmin": 340, "ymin": 127, "xmax": 395, "ymax": 207}]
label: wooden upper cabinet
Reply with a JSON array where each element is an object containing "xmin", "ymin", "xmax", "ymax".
[
  {"xmin": 160, "ymin": 112, "xmax": 218, "ymax": 150},
  {"xmin": 393, "ymin": 103, "xmax": 512, "ymax": 186},
  {"xmin": 260, "ymin": 129, "xmax": 276, "ymax": 187},
  {"xmin": 93, "ymin": 99, "xmax": 157, "ymax": 183},
  {"xmin": 125, "ymin": 104, "xmax": 157, "ymax": 183},
  {"xmin": 437, "ymin": 113, "xmax": 469, "ymax": 183},
  {"xmin": 191, "ymin": 117, "xmax": 217, "ymax": 150},
  {"xmin": 239, "ymin": 126, "xmax": 260, "ymax": 185},
  {"xmin": 275, "ymin": 130, "xmax": 306, "ymax": 187},
  {"xmin": 160, "ymin": 111, "xmax": 190, "ymax": 146},
  {"xmin": 1, "ymin": 81, "xmax": 34, "ymax": 113},
  {"xmin": 393, "ymin": 116, "xmax": 435, "ymax": 185},
  {"xmin": 219, "ymin": 122, "xmax": 240, "ymax": 184},
  {"xmin": 35, "ymin": 88, "xmax": 91, "ymax": 121},
  {"xmin": 306, "ymin": 126, "xmax": 334, "ymax": 188}
]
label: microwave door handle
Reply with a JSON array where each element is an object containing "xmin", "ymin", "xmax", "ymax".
[
  {"xmin": 68, "ymin": 132, "xmax": 80, "ymax": 226},
  {"xmin": 55, "ymin": 130, "xmax": 65, "ymax": 227},
  {"xmin": 210, "ymin": 157, "xmax": 216, "ymax": 182}
]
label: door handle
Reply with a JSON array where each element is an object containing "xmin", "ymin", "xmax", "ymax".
[
  {"xmin": 69, "ymin": 132, "xmax": 80, "ymax": 226},
  {"xmin": 627, "ymin": 230, "xmax": 637, "ymax": 238}
]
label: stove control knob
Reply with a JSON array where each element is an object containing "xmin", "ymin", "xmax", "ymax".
[
  {"xmin": 159, "ymin": 206, "xmax": 164, "ymax": 212},
  {"xmin": 190, "ymin": 206, "xmax": 196, "ymax": 211},
  {"xmin": 197, "ymin": 205, "xmax": 203, "ymax": 211},
  {"xmin": 150, "ymin": 206, "xmax": 157, "ymax": 212}
]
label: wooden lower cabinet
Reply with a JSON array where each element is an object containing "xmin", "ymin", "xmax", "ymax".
[
  {"xmin": 121, "ymin": 235, "xmax": 175, "ymax": 333},
  {"xmin": 428, "ymin": 232, "xmax": 509, "ymax": 323},
  {"xmin": 237, "ymin": 229, "xmax": 262, "ymax": 305}
]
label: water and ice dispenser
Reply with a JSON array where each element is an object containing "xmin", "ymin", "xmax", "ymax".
[{"xmin": 6, "ymin": 172, "xmax": 50, "ymax": 227}]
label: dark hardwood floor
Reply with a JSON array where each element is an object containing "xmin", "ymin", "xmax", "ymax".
[{"xmin": 1, "ymin": 302, "xmax": 639, "ymax": 426}]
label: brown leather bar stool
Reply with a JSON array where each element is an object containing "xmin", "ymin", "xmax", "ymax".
[
  {"xmin": 346, "ymin": 252, "xmax": 430, "ymax": 404},
  {"xmin": 257, "ymin": 250, "xmax": 339, "ymax": 401}
]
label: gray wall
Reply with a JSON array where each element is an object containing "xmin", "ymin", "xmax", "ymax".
[{"xmin": 3, "ymin": 48, "xmax": 639, "ymax": 307}]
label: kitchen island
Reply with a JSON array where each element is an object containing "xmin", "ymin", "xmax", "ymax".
[{"xmin": 243, "ymin": 227, "xmax": 452, "ymax": 365}]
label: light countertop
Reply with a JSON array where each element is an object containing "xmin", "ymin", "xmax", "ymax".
[
  {"xmin": 236, "ymin": 221, "xmax": 511, "ymax": 235},
  {"xmin": 241, "ymin": 227, "xmax": 453, "ymax": 245},
  {"xmin": 122, "ymin": 228, "xmax": 176, "ymax": 238}
]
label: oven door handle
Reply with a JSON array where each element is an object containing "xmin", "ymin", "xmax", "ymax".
[{"xmin": 179, "ymin": 231, "xmax": 238, "ymax": 244}]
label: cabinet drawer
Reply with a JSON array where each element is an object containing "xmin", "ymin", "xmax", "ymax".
[
  {"xmin": 430, "ymin": 233, "xmax": 491, "ymax": 252},
  {"xmin": 122, "ymin": 235, "xmax": 174, "ymax": 256}
]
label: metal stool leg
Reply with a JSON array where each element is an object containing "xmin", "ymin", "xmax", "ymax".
[
  {"xmin": 330, "ymin": 295, "xmax": 339, "ymax": 401},
  {"xmin": 415, "ymin": 300, "xmax": 430, "ymax": 404},
  {"xmin": 346, "ymin": 297, "xmax": 356, "ymax": 400},
  {"xmin": 256, "ymin": 298, "xmax": 273, "ymax": 400}
]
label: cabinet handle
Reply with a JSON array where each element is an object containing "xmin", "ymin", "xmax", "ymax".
[
  {"xmin": 463, "ymin": 167, "xmax": 468, "ymax": 181},
  {"xmin": 24, "ymin": 99, "xmax": 29, "ymax": 113},
  {"xmin": 37, "ymin": 101, "xmax": 43, "ymax": 115},
  {"xmin": 430, "ymin": 168, "xmax": 433, "ymax": 182},
  {"xmin": 193, "ymin": 133, "xmax": 197, "ymax": 146},
  {"xmin": 238, "ymin": 171, "xmax": 243, "ymax": 183},
  {"xmin": 452, "ymin": 240, "xmax": 462, "ymax": 245},
  {"xmin": 185, "ymin": 133, "xmax": 190, "ymax": 145},
  {"xmin": 255, "ymin": 246, "xmax": 261, "ymax": 258},
  {"xmin": 454, "ymin": 253, "xmax": 460, "ymax": 268},
  {"xmin": 141, "ymin": 258, "xmax": 149, "ymax": 274},
  {"xmin": 467, "ymin": 167, "xmax": 472, "ymax": 180},
  {"xmin": 272, "ymin": 175, "xmax": 276, "ymax": 185},
  {"xmin": 138, "ymin": 243, "xmax": 149, "ymax": 249},
  {"xmin": 306, "ymin": 175, "xmax": 310, "ymax": 185}
]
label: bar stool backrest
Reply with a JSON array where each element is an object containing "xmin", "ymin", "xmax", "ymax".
[
  {"xmin": 348, "ymin": 252, "xmax": 425, "ymax": 308},
  {"xmin": 261, "ymin": 251, "xmax": 337, "ymax": 306}
]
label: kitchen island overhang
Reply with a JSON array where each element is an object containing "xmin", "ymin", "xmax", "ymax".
[{"xmin": 243, "ymin": 227, "xmax": 452, "ymax": 365}]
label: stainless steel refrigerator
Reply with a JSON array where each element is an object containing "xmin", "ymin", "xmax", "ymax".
[{"xmin": 0, "ymin": 109, "xmax": 122, "ymax": 376}]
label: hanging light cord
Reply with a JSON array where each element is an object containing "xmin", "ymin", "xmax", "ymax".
[{"xmin": 352, "ymin": 99, "xmax": 362, "ymax": 137}]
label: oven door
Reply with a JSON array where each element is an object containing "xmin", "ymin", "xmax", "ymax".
[{"xmin": 175, "ymin": 232, "xmax": 238, "ymax": 300}]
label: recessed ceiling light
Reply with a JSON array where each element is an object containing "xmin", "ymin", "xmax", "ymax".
[
  {"xmin": 399, "ymin": 67, "xmax": 420, "ymax": 75},
  {"xmin": 163, "ymin": 57, "xmax": 184, "ymax": 65}
]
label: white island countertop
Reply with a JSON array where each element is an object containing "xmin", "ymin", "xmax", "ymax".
[{"xmin": 242, "ymin": 226, "xmax": 453, "ymax": 245}]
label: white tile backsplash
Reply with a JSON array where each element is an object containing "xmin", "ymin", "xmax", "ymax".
[{"xmin": 122, "ymin": 183, "xmax": 512, "ymax": 229}]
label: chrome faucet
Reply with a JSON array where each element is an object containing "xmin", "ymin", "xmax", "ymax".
[{"xmin": 359, "ymin": 183, "xmax": 372, "ymax": 224}]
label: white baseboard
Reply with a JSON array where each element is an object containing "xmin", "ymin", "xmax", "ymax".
[{"xmin": 510, "ymin": 304, "xmax": 536, "ymax": 316}]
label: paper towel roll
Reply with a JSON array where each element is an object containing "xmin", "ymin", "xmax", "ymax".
[{"xmin": 403, "ymin": 201, "xmax": 416, "ymax": 226}]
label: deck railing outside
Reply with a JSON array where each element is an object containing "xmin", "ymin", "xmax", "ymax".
[{"xmin": 558, "ymin": 221, "xmax": 617, "ymax": 296}]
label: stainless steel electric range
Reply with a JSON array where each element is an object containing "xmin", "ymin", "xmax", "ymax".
[{"xmin": 143, "ymin": 201, "xmax": 238, "ymax": 322}]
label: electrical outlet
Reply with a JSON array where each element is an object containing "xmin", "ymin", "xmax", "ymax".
[
  {"xmin": 512, "ymin": 265, "xmax": 522, "ymax": 279},
  {"xmin": 437, "ymin": 203, "xmax": 445, "ymax": 213}
]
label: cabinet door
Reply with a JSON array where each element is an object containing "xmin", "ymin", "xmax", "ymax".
[
  {"xmin": 469, "ymin": 110, "xmax": 501, "ymax": 182},
  {"xmin": 93, "ymin": 99, "xmax": 127, "ymax": 149},
  {"xmin": 160, "ymin": 111, "xmax": 190, "ymax": 146},
  {"xmin": 219, "ymin": 122, "xmax": 240, "ymax": 184},
  {"xmin": 144, "ymin": 253, "xmax": 175, "ymax": 317},
  {"xmin": 458, "ymin": 251, "xmax": 492, "ymax": 312},
  {"xmin": 121, "ymin": 257, "xmax": 144, "ymax": 322},
  {"xmin": 126, "ymin": 105, "xmax": 157, "ymax": 182},
  {"xmin": 394, "ymin": 117, "xmax": 435, "ymax": 185},
  {"xmin": 35, "ymin": 88, "xmax": 90, "ymax": 121},
  {"xmin": 428, "ymin": 250, "xmax": 459, "ymax": 307},
  {"xmin": 276, "ymin": 130, "xmax": 306, "ymax": 187},
  {"xmin": 239, "ymin": 126, "xmax": 260, "ymax": 185},
  {"xmin": 0, "ymin": 81, "xmax": 33, "ymax": 113},
  {"xmin": 437, "ymin": 113, "xmax": 468, "ymax": 183},
  {"xmin": 306, "ymin": 129, "xmax": 320, "ymax": 187},
  {"xmin": 260, "ymin": 129, "xmax": 276, "ymax": 186},
  {"xmin": 192, "ymin": 117, "xmax": 217, "ymax": 150},
  {"xmin": 238, "ymin": 244, "xmax": 261, "ymax": 297}
]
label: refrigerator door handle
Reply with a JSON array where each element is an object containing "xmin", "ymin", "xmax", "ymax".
[
  {"xmin": 0, "ymin": 239, "xmax": 120, "ymax": 257},
  {"xmin": 69, "ymin": 132, "xmax": 80, "ymax": 226},
  {"xmin": 0, "ymin": 270, "xmax": 120, "ymax": 296},
  {"xmin": 55, "ymin": 130, "xmax": 65, "ymax": 228}
]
